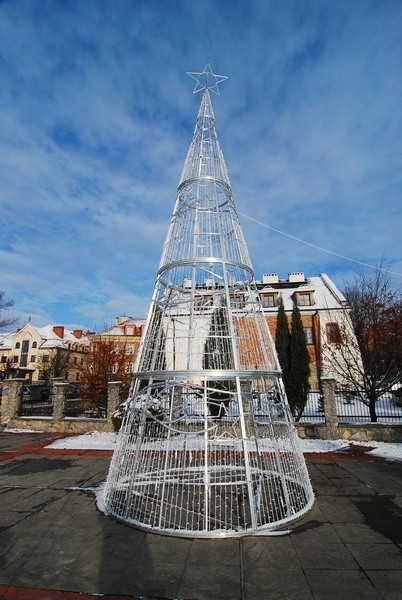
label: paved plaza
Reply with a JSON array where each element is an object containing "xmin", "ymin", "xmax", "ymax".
[{"xmin": 0, "ymin": 431, "xmax": 401, "ymax": 600}]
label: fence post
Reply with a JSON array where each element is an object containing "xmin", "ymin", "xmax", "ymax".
[
  {"xmin": 0, "ymin": 378, "xmax": 25, "ymax": 424},
  {"xmin": 107, "ymin": 381, "xmax": 123, "ymax": 420},
  {"xmin": 51, "ymin": 379, "xmax": 67, "ymax": 421},
  {"xmin": 320, "ymin": 377, "xmax": 338, "ymax": 434}
]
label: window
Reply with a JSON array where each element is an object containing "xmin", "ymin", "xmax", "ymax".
[
  {"xmin": 304, "ymin": 327, "xmax": 313, "ymax": 344},
  {"xmin": 13, "ymin": 355, "xmax": 18, "ymax": 363},
  {"xmin": 326, "ymin": 322, "xmax": 342, "ymax": 344},
  {"xmin": 32, "ymin": 342, "xmax": 37, "ymax": 348},
  {"xmin": 126, "ymin": 327, "xmax": 133, "ymax": 335},
  {"xmin": 20, "ymin": 340, "xmax": 29, "ymax": 367},
  {"xmin": 42, "ymin": 355, "xmax": 49, "ymax": 363},
  {"xmin": 298, "ymin": 293, "xmax": 312, "ymax": 306},
  {"xmin": 126, "ymin": 345, "xmax": 134, "ymax": 355},
  {"xmin": 262, "ymin": 294, "xmax": 276, "ymax": 308},
  {"xmin": 15, "ymin": 342, "xmax": 21, "ymax": 349},
  {"xmin": 30, "ymin": 355, "xmax": 36, "ymax": 363},
  {"xmin": 230, "ymin": 294, "xmax": 246, "ymax": 309}
]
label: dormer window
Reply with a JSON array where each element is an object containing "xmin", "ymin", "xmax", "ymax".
[
  {"xmin": 261, "ymin": 293, "xmax": 277, "ymax": 308},
  {"xmin": 295, "ymin": 292, "xmax": 314, "ymax": 307},
  {"xmin": 230, "ymin": 293, "xmax": 246, "ymax": 309}
]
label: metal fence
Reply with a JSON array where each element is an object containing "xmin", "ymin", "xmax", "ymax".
[
  {"xmin": 64, "ymin": 398, "xmax": 106, "ymax": 419},
  {"xmin": 18, "ymin": 383, "xmax": 106, "ymax": 419},
  {"xmin": 297, "ymin": 388, "xmax": 402, "ymax": 424},
  {"xmin": 19, "ymin": 384, "xmax": 52, "ymax": 417},
  {"xmin": 298, "ymin": 389, "xmax": 326, "ymax": 423},
  {"xmin": 335, "ymin": 389, "xmax": 402, "ymax": 424}
]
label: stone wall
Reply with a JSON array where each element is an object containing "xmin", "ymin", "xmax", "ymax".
[
  {"xmin": 1, "ymin": 377, "xmax": 401, "ymax": 442},
  {"xmin": 296, "ymin": 422, "xmax": 402, "ymax": 443},
  {"xmin": 0, "ymin": 379, "xmax": 122, "ymax": 434},
  {"xmin": 295, "ymin": 378, "xmax": 402, "ymax": 442}
]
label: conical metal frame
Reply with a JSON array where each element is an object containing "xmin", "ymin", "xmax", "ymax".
[{"xmin": 103, "ymin": 66, "xmax": 314, "ymax": 537}]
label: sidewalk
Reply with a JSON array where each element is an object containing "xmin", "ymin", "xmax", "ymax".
[{"xmin": 0, "ymin": 432, "xmax": 401, "ymax": 600}]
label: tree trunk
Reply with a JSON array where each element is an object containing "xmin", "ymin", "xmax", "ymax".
[{"xmin": 368, "ymin": 396, "xmax": 378, "ymax": 422}]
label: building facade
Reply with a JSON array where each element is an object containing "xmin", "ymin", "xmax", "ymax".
[
  {"xmin": 90, "ymin": 315, "xmax": 146, "ymax": 375},
  {"xmin": 257, "ymin": 272, "xmax": 354, "ymax": 386},
  {"xmin": 0, "ymin": 273, "xmax": 354, "ymax": 388},
  {"xmin": 0, "ymin": 323, "xmax": 89, "ymax": 382}
]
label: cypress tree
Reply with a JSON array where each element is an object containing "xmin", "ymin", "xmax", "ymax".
[
  {"xmin": 288, "ymin": 302, "xmax": 310, "ymax": 420},
  {"xmin": 275, "ymin": 296, "xmax": 291, "ymax": 398},
  {"xmin": 203, "ymin": 307, "xmax": 234, "ymax": 371},
  {"xmin": 203, "ymin": 306, "xmax": 234, "ymax": 417}
]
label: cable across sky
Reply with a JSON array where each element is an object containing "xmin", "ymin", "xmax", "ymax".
[{"xmin": 238, "ymin": 212, "xmax": 402, "ymax": 278}]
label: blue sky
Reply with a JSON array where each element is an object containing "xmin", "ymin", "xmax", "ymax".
[{"xmin": 1, "ymin": 0, "xmax": 401, "ymax": 331}]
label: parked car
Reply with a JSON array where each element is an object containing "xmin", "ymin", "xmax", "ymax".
[
  {"xmin": 22, "ymin": 382, "xmax": 81, "ymax": 402},
  {"xmin": 65, "ymin": 383, "xmax": 80, "ymax": 399},
  {"xmin": 391, "ymin": 385, "xmax": 402, "ymax": 406},
  {"xmin": 22, "ymin": 384, "xmax": 50, "ymax": 403}
]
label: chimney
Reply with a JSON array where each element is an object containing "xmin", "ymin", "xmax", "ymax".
[
  {"xmin": 288, "ymin": 272, "xmax": 305, "ymax": 283},
  {"xmin": 262, "ymin": 273, "xmax": 279, "ymax": 284},
  {"xmin": 73, "ymin": 329, "xmax": 83, "ymax": 339},
  {"xmin": 53, "ymin": 325, "xmax": 65, "ymax": 338}
]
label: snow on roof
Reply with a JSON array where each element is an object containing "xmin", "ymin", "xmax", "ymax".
[
  {"xmin": 0, "ymin": 332, "xmax": 14, "ymax": 348},
  {"xmin": 35, "ymin": 325, "xmax": 89, "ymax": 348},
  {"xmin": 259, "ymin": 274, "xmax": 348, "ymax": 311},
  {"xmin": 102, "ymin": 326, "xmax": 125, "ymax": 335},
  {"xmin": 101, "ymin": 318, "xmax": 146, "ymax": 336}
]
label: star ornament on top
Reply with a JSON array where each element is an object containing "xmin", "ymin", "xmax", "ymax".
[{"xmin": 187, "ymin": 62, "xmax": 228, "ymax": 95}]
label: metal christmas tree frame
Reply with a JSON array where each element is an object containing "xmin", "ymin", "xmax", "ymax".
[{"xmin": 103, "ymin": 63, "xmax": 314, "ymax": 537}]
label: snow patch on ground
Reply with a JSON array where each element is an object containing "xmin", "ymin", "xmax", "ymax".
[
  {"xmin": 48, "ymin": 430, "xmax": 119, "ymax": 450},
  {"xmin": 298, "ymin": 439, "xmax": 349, "ymax": 453},
  {"xmin": 41, "ymin": 431, "xmax": 402, "ymax": 462}
]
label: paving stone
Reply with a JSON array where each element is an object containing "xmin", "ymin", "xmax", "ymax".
[
  {"xmin": 0, "ymin": 442, "xmax": 401, "ymax": 600},
  {"xmin": 304, "ymin": 568, "xmax": 382, "ymax": 599},
  {"xmin": 243, "ymin": 566, "xmax": 314, "ymax": 600},
  {"xmin": 186, "ymin": 537, "xmax": 239, "ymax": 566},
  {"xmin": 292, "ymin": 539, "xmax": 358, "ymax": 570},
  {"xmin": 346, "ymin": 542, "xmax": 402, "ymax": 570},
  {"xmin": 317, "ymin": 495, "xmax": 365, "ymax": 523},
  {"xmin": 177, "ymin": 559, "xmax": 241, "ymax": 600},
  {"xmin": 366, "ymin": 569, "xmax": 402, "ymax": 599},
  {"xmin": 241, "ymin": 535, "xmax": 298, "ymax": 570},
  {"xmin": 332, "ymin": 521, "xmax": 394, "ymax": 544},
  {"xmin": 138, "ymin": 533, "xmax": 192, "ymax": 566}
]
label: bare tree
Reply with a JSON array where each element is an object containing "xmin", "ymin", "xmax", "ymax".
[
  {"xmin": 0, "ymin": 357, "xmax": 15, "ymax": 380},
  {"xmin": 0, "ymin": 290, "xmax": 18, "ymax": 331},
  {"xmin": 78, "ymin": 339, "xmax": 132, "ymax": 408},
  {"xmin": 37, "ymin": 348, "xmax": 70, "ymax": 381},
  {"xmin": 323, "ymin": 261, "xmax": 402, "ymax": 422}
]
